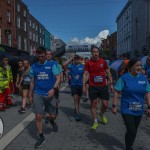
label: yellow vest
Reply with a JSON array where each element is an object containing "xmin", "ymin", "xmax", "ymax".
[
  {"xmin": 6, "ymin": 65, "xmax": 13, "ymax": 83},
  {"xmin": 0, "ymin": 67, "xmax": 9, "ymax": 93}
]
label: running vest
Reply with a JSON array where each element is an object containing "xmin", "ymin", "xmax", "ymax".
[{"xmin": 31, "ymin": 61, "xmax": 56, "ymax": 96}]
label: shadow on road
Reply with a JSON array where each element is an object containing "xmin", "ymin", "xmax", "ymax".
[{"xmin": 87, "ymin": 131, "xmax": 124, "ymax": 150}]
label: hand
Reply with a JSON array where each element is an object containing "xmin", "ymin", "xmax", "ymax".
[
  {"xmin": 110, "ymin": 84, "xmax": 114, "ymax": 92},
  {"xmin": 146, "ymin": 109, "xmax": 150, "ymax": 117},
  {"xmin": 48, "ymin": 89, "xmax": 55, "ymax": 98},
  {"xmin": 112, "ymin": 107, "xmax": 117, "ymax": 115}
]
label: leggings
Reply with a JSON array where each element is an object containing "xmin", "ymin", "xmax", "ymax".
[{"xmin": 122, "ymin": 114, "xmax": 142, "ymax": 150}]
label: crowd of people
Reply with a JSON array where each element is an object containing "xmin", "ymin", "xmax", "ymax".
[{"xmin": 1, "ymin": 46, "xmax": 150, "ymax": 150}]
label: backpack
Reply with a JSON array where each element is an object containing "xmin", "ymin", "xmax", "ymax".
[{"xmin": 118, "ymin": 59, "xmax": 129, "ymax": 77}]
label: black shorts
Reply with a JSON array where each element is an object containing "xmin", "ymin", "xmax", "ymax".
[
  {"xmin": 71, "ymin": 85, "xmax": 82, "ymax": 96},
  {"xmin": 22, "ymin": 84, "xmax": 30, "ymax": 90},
  {"xmin": 89, "ymin": 85, "xmax": 109, "ymax": 101}
]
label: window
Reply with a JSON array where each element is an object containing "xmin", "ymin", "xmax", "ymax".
[
  {"xmin": 7, "ymin": 11, "xmax": 11, "ymax": 22},
  {"xmin": 42, "ymin": 39, "xmax": 44, "ymax": 45},
  {"xmin": 18, "ymin": 35, "xmax": 21, "ymax": 49},
  {"xmin": 24, "ymin": 38, "xmax": 27, "ymax": 51},
  {"xmin": 24, "ymin": 22, "xmax": 26, "ymax": 31},
  {"xmin": 8, "ymin": 34, "xmax": 11, "ymax": 46},
  {"xmin": 33, "ymin": 33, "xmax": 35, "ymax": 41},
  {"xmin": 36, "ymin": 35, "xmax": 38, "ymax": 42},
  {"xmin": 0, "ymin": 28, "xmax": 1, "ymax": 44},
  {"xmin": 42, "ymin": 30, "xmax": 44, "ymax": 35},
  {"xmin": 29, "ymin": 20, "xmax": 31, "ymax": 26},
  {"xmin": 32, "ymin": 23, "xmax": 35, "ymax": 29},
  {"xmin": 17, "ymin": 4, "xmax": 20, "ymax": 12},
  {"xmin": 35, "ymin": 25, "xmax": 38, "ymax": 31},
  {"xmin": 40, "ymin": 28, "xmax": 41, "ymax": 33},
  {"xmin": 23, "ymin": 10, "xmax": 26, "ymax": 17},
  {"xmin": 40, "ymin": 38, "xmax": 41, "ymax": 44},
  {"xmin": 17, "ymin": 16, "xmax": 20, "ymax": 28},
  {"xmin": 29, "ymin": 31, "xmax": 32, "ymax": 40}
]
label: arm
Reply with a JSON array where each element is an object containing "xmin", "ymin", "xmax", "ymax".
[
  {"xmin": 82, "ymin": 71, "xmax": 89, "ymax": 93},
  {"xmin": 112, "ymin": 90, "xmax": 119, "ymax": 114},
  {"xmin": 63, "ymin": 56, "xmax": 74, "ymax": 67},
  {"xmin": 16, "ymin": 74, "xmax": 19, "ymax": 87},
  {"xmin": 105, "ymin": 69, "xmax": 114, "ymax": 91},
  {"xmin": 29, "ymin": 77, "xmax": 34, "ymax": 98}
]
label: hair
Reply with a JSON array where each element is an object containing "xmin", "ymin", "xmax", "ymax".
[
  {"xmin": 127, "ymin": 57, "xmax": 141, "ymax": 70},
  {"xmin": 46, "ymin": 50, "xmax": 52, "ymax": 53},
  {"xmin": 36, "ymin": 47, "xmax": 46, "ymax": 54},
  {"xmin": 91, "ymin": 45, "xmax": 100, "ymax": 53},
  {"xmin": 84, "ymin": 57, "xmax": 89, "ymax": 60}
]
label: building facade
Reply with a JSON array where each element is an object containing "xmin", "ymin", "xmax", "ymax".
[
  {"xmin": 117, "ymin": 0, "xmax": 150, "ymax": 57},
  {"xmin": 44, "ymin": 29, "xmax": 50, "ymax": 50},
  {"xmin": 0, "ymin": 0, "xmax": 15, "ymax": 47},
  {"xmin": 116, "ymin": 0, "xmax": 132, "ymax": 57},
  {"xmin": 100, "ymin": 32, "xmax": 117, "ymax": 60},
  {"xmin": 0, "ymin": 0, "xmax": 64, "ymax": 56},
  {"xmin": 15, "ymin": 0, "xmax": 28, "ymax": 51}
]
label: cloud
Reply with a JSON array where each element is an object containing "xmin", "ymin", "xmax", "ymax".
[{"xmin": 68, "ymin": 30, "xmax": 109, "ymax": 46}]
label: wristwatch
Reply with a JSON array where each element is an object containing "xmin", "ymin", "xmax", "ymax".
[
  {"xmin": 112, "ymin": 104, "xmax": 116, "ymax": 108},
  {"xmin": 53, "ymin": 87, "xmax": 57, "ymax": 91}
]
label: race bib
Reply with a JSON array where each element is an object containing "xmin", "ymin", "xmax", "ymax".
[
  {"xmin": 74, "ymin": 75, "xmax": 80, "ymax": 80},
  {"xmin": 24, "ymin": 76, "xmax": 30, "ymax": 85},
  {"xmin": 129, "ymin": 102, "xmax": 142, "ymax": 111},
  {"xmin": 94, "ymin": 76, "xmax": 103, "ymax": 83}
]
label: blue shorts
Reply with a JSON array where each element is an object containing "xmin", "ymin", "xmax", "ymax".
[{"xmin": 71, "ymin": 85, "xmax": 82, "ymax": 96}]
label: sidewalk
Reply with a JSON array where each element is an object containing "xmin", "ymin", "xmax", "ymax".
[{"xmin": 3, "ymin": 87, "xmax": 150, "ymax": 150}]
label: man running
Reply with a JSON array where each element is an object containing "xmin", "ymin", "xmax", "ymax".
[
  {"xmin": 83, "ymin": 46, "xmax": 114, "ymax": 130},
  {"xmin": 29, "ymin": 47, "xmax": 60, "ymax": 148},
  {"xmin": 63, "ymin": 55, "xmax": 84, "ymax": 121}
]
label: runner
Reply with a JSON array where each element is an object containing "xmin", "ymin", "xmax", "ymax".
[
  {"xmin": 112, "ymin": 57, "xmax": 150, "ymax": 150},
  {"xmin": 18, "ymin": 59, "xmax": 32, "ymax": 113},
  {"xmin": 44, "ymin": 50, "xmax": 62, "ymax": 124},
  {"xmin": 29, "ymin": 47, "xmax": 60, "ymax": 148},
  {"xmin": 63, "ymin": 55, "xmax": 84, "ymax": 121},
  {"xmin": 15, "ymin": 60, "xmax": 24, "ymax": 96},
  {"xmin": 83, "ymin": 57, "xmax": 90, "ymax": 102},
  {"xmin": 83, "ymin": 46, "xmax": 113, "ymax": 130}
]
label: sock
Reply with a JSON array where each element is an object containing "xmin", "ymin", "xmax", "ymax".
[
  {"xmin": 39, "ymin": 133, "xmax": 44, "ymax": 137},
  {"xmin": 94, "ymin": 119, "xmax": 98, "ymax": 123}
]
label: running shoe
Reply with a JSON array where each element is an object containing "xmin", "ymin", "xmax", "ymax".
[
  {"xmin": 18, "ymin": 107, "xmax": 26, "ymax": 113},
  {"xmin": 100, "ymin": 115, "xmax": 108, "ymax": 124},
  {"xmin": 75, "ymin": 113, "xmax": 81, "ymax": 121},
  {"xmin": 45, "ymin": 117, "xmax": 49, "ymax": 125},
  {"xmin": 91, "ymin": 122, "xmax": 99, "ymax": 130},
  {"xmin": 83, "ymin": 98, "xmax": 89, "ymax": 102},
  {"xmin": 50, "ymin": 120, "xmax": 58, "ymax": 132},
  {"xmin": 34, "ymin": 136, "xmax": 45, "ymax": 148}
]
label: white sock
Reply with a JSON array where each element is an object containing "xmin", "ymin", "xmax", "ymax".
[{"xmin": 94, "ymin": 119, "xmax": 98, "ymax": 123}]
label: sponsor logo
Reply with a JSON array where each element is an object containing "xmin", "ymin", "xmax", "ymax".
[{"xmin": 138, "ymin": 81, "xmax": 146, "ymax": 84}]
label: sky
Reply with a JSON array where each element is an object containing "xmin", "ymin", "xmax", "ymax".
[{"xmin": 22, "ymin": 0, "xmax": 128, "ymax": 46}]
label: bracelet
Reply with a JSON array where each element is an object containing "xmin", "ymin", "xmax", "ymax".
[
  {"xmin": 147, "ymin": 106, "xmax": 150, "ymax": 109},
  {"xmin": 112, "ymin": 104, "xmax": 116, "ymax": 108}
]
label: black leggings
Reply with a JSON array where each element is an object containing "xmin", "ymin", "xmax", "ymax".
[{"xmin": 122, "ymin": 114, "xmax": 142, "ymax": 150}]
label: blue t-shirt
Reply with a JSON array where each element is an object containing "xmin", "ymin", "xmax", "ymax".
[
  {"xmin": 49, "ymin": 60, "xmax": 62, "ymax": 73},
  {"xmin": 68, "ymin": 64, "xmax": 84, "ymax": 86},
  {"xmin": 115, "ymin": 72, "xmax": 150, "ymax": 115},
  {"xmin": 30, "ymin": 60, "xmax": 59, "ymax": 96}
]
